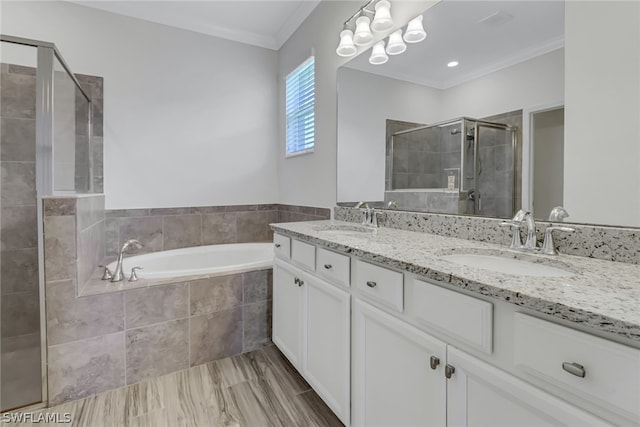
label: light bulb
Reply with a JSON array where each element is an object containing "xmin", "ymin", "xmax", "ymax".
[
  {"xmin": 353, "ymin": 16, "xmax": 374, "ymax": 46},
  {"xmin": 371, "ymin": 0, "xmax": 393, "ymax": 32},
  {"xmin": 404, "ymin": 15, "xmax": 426, "ymax": 43},
  {"xmin": 336, "ymin": 30, "xmax": 357, "ymax": 57},
  {"xmin": 369, "ymin": 40, "xmax": 389, "ymax": 65},
  {"xmin": 386, "ymin": 29, "xmax": 406, "ymax": 55}
]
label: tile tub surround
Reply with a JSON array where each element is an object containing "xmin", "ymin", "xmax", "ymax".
[
  {"xmin": 45, "ymin": 268, "xmax": 273, "ymax": 405},
  {"xmin": 271, "ymin": 220, "xmax": 640, "ymax": 342},
  {"xmin": 335, "ymin": 206, "xmax": 640, "ymax": 265},
  {"xmin": 105, "ymin": 203, "xmax": 330, "ymax": 257}
]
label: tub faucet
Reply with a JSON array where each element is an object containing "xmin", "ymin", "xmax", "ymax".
[{"xmin": 111, "ymin": 239, "xmax": 143, "ymax": 282}]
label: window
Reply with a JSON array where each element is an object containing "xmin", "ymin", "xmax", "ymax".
[{"xmin": 285, "ymin": 57, "xmax": 315, "ymax": 156}]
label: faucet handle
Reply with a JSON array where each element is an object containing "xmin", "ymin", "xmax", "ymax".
[
  {"xmin": 541, "ymin": 226, "xmax": 576, "ymax": 255},
  {"xmin": 129, "ymin": 267, "xmax": 143, "ymax": 282},
  {"xmin": 500, "ymin": 221, "xmax": 523, "ymax": 249},
  {"xmin": 99, "ymin": 265, "xmax": 113, "ymax": 281}
]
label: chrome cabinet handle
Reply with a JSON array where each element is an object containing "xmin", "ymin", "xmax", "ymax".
[
  {"xmin": 430, "ymin": 356, "xmax": 440, "ymax": 370},
  {"xmin": 275, "ymin": 243, "xmax": 281, "ymax": 248},
  {"xmin": 445, "ymin": 364, "xmax": 455, "ymax": 379},
  {"xmin": 294, "ymin": 277, "xmax": 300, "ymax": 285},
  {"xmin": 324, "ymin": 264, "xmax": 332, "ymax": 270},
  {"xmin": 562, "ymin": 362, "xmax": 586, "ymax": 378},
  {"xmin": 298, "ymin": 279, "xmax": 304, "ymax": 287},
  {"xmin": 366, "ymin": 281, "xmax": 377, "ymax": 288}
]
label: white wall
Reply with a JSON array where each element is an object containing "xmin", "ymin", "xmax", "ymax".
[
  {"xmin": 337, "ymin": 68, "xmax": 442, "ymax": 202},
  {"xmin": 1, "ymin": 1, "xmax": 279, "ymax": 209},
  {"xmin": 564, "ymin": 1, "xmax": 640, "ymax": 227},
  {"xmin": 277, "ymin": 0, "xmax": 440, "ymax": 209}
]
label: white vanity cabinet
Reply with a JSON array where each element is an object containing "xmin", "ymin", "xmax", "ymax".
[
  {"xmin": 272, "ymin": 236, "xmax": 351, "ymax": 425},
  {"xmin": 446, "ymin": 347, "xmax": 610, "ymax": 427},
  {"xmin": 352, "ymin": 299, "xmax": 447, "ymax": 427}
]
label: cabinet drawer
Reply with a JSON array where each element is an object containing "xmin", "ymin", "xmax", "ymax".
[
  {"xmin": 408, "ymin": 279, "xmax": 493, "ymax": 354},
  {"xmin": 353, "ymin": 260, "xmax": 403, "ymax": 312},
  {"xmin": 291, "ymin": 239, "xmax": 316, "ymax": 271},
  {"xmin": 514, "ymin": 313, "xmax": 640, "ymax": 422},
  {"xmin": 273, "ymin": 234, "xmax": 291, "ymax": 259},
  {"xmin": 316, "ymin": 248, "xmax": 350, "ymax": 288}
]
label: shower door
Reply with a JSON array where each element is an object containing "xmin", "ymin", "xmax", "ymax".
[{"xmin": 474, "ymin": 123, "xmax": 517, "ymax": 218}]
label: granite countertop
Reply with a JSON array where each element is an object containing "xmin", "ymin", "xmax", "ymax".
[{"xmin": 271, "ymin": 220, "xmax": 640, "ymax": 343}]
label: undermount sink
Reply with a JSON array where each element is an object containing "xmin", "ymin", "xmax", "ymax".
[
  {"xmin": 314, "ymin": 223, "xmax": 375, "ymax": 235},
  {"xmin": 439, "ymin": 253, "xmax": 576, "ymax": 278}
]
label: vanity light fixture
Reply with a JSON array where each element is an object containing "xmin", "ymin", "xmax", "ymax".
[
  {"xmin": 369, "ymin": 40, "xmax": 389, "ymax": 64},
  {"xmin": 447, "ymin": 61, "xmax": 459, "ymax": 67},
  {"xmin": 335, "ymin": 1, "xmax": 426, "ymax": 63},
  {"xmin": 386, "ymin": 29, "xmax": 407, "ymax": 55},
  {"xmin": 336, "ymin": 30, "xmax": 358, "ymax": 57},
  {"xmin": 403, "ymin": 15, "xmax": 427, "ymax": 43},
  {"xmin": 371, "ymin": 0, "xmax": 394, "ymax": 32},
  {"xmin": 353, "ymin": 16, "xmax": 374, "ymax": 46}
]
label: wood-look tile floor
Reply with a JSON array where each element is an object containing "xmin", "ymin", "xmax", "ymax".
[{"xmin": 2, "ymin": 345, "xmax": 343, "ymax": 427}]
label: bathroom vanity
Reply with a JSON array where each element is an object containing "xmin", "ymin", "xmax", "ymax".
[{"xmin": 270, "ymin": 220, "xmax": 640, "ymax": 427}]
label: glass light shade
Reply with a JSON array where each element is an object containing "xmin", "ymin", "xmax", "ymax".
[
  {"xmin": 371, "ymin": 0, "xmax": 393, "ymax": 32},
  {"xmin": 403, "ymin": 15, "xmax": 426, "ymax": 43},
  {"xmin": 369, "ymin": 40, "xmax": 389, "ymax": 65},
  {"xmin": 336, "ymin": 30, "xmax": 357, "ymax": 57},
  {"xmin": 353, "ymin": 16, "xmax": 374, "ymax": 46},
  {"xmin": 385, "ymin": 29, "xmax": 406, "ymax": 55}
]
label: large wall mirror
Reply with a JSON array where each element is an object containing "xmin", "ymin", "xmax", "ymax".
[{"xmin": 337, "ymin": 0, "xmax": 640, "ymax": 228}]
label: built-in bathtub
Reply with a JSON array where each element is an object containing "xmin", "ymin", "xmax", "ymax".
[{"xmin": 106, "ymin": 242, "xmax": 273, "ymax": 280}]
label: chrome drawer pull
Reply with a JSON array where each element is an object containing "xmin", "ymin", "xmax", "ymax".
[
  {"xmin": 562, "ymin": 362, "xmax": 586, "ymax": 378},
  {"xmin": 294, "ymin": 277, "xmax": 300, "ymax": 285},
  {"xmin": 275, "ymin": 243, "xmax": 281, "ymax": 248},
  {"xmin": 366, "ymin": 281, "xmax": 377, "ymax": 288},
  {"xmin": 444, "ymin": 364, "xmax": 455, "ymax": 379},
  {"xmin": 324, "ymin": 264, "xmax": 333, "ymax": 270},
  {"xmin": 298, "ymin": 279, "xmax": 304, "ymax": 287},
  {"xmin": 430, "ymin": 356, "xmax": 440, "ymax": 370}
]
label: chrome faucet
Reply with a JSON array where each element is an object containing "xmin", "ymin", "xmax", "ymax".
[
  {"xmin": 111, "ymin": 239, "xmax": 143, "ymax": 282},
  {"xmin": 541, "ymin": 225, "xmax": 575, "ymax": 255},
  {"xmin": 386, "ymin": 200, "xmax": 398, "ymax": 209},
  {"xmin": 500, "ymin": 210, "xmax": 537, "ymax": 251}
]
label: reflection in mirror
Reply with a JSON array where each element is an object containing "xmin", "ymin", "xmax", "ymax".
[{"xmin": 336, "ymin": 0, "xmax": 640, "ymax": 227}]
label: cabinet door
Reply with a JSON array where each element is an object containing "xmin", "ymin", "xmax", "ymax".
[
  {"xmin": 352, "ymin": 299, "xmax": 446, "ymax": 427},
  {"xmin": 304, "ymin": 274, "xmax": 350, "ymax": 425},
  {"xmin": 447, "ymin": 347, "xmax": 610, "ymax": 427},
  {"xmin": 272, "ymin": 259, "xmax": 305, "ymax": 368}
]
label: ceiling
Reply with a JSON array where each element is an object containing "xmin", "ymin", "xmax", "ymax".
[
  {"xmin": 69, "ymin": 0, "xmax": 321, "ymax": 50},
  {"xmin": 346, "ymin": 0, "xmax": 565, "ymax": 89}
]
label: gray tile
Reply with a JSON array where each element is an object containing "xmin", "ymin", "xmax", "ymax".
[
  {"xmin": 202, "ymin": 213, "xmax": 237, "ymax": 245},
  {"xmin": 190, "ymin": 307, "xmax": 243, "ymax": 366},
  {"xmin": 92, "ymin": 137, "xmax": 103, "ymax": 177},
  {"xmin": 48, "ymin": 332, "xmax": 125, "ymax": 405},
  {"xmin": 76, "ymin": 194, "xmax": 105, "ymax": 232},
  {"xmin": 126, "ymin": 319, "xmax": 189, "ymax": 385},
  {"xmin": 163, "ymin": 214, "xmax": 201, "ymax": 250},
  {"xmin": 1, "ymin": 291, "xmax": 40, "ymax": 337},
  {"xmin": 1, "ymin": 161, "xmax": 36, "ymax": 206},
  {"xmin": 46, "ymin": 279, "xmax": 124, "ymax": 345},
  {"xmin": 105, "ymin": 218, "xmax": 120, "ymax": 257},
  {"xmin": 44, "ymin": 216, "xmax": 76, "ymax": 282},
  {"xmin": 149, "ymin": 207, "xmax": 196, "ymax": 216},
  {"xmin": 0, "ymin": 72, "xmax": 36, "ymax": 119},
  {"xmin": 236, "ymin": 211, "xmax": 269, "ymax": 243},
  {"xmin": 190, "ymin": 275, "xmax": 243, "ymax": 316},
  {"xmin": 1, "ymin": 205, "xmax": 37, "ymax": 250},
  {"xmin": 1, "ymin": 248, "xmax": 38, "ymax": 294},
  {"xmin": 243, "ymin": 269, "xmax": 273, "ymax": 303},
  {"xmin": 243, "ymin": 301, "xmax": 272, "ymax": 352},
  {"xmin": 119, "ymin": 216, "xmax": 163, "ymax": 254},
  {"xmin": 125, "ymin": 283, "xmax": 188, "ymax": 329},
  {"xmin": 76, "ymin": 220, "xmax": 105, "ymax": 287},
  {"xmin": 106, "ymin": 209, "xmax": 150, "ymax": 218},
  {"xmin": 0, "ymin": 117, "xmax": 36, "ymax": 161},
  {"xmin": 43, "ymin": 197, "xmax": 77, "ymax": 216}
]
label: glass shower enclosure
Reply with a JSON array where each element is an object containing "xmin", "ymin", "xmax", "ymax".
[
  {"xmin": 386, "ymin": 117, "xmax": 517, "ymax": 218},
  {"xmin": 1, "ymin": 35, "xmax": 93, "ymax": 412}
]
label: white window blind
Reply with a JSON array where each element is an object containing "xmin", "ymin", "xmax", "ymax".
[{"xmin": 286, "ymin": 57, "xmax": 315, "ymax": 156}]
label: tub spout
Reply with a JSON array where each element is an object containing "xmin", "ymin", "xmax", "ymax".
[{"xmin": 111, "ymin": 239, "xmax": 143, "ymax": 282}]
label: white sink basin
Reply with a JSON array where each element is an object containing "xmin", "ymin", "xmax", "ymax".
[{"xmin": 439, "ymin": 254, "xmax": 575, "ymax": 278}]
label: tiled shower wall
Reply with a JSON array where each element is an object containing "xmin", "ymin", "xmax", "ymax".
[
  {"xmin": 0, "ymin": 63, "xmax": 41, "ymax": 410},
  {"xmin": 105, "ymin": 204, "xmax": 330, "ymax": 256}
]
